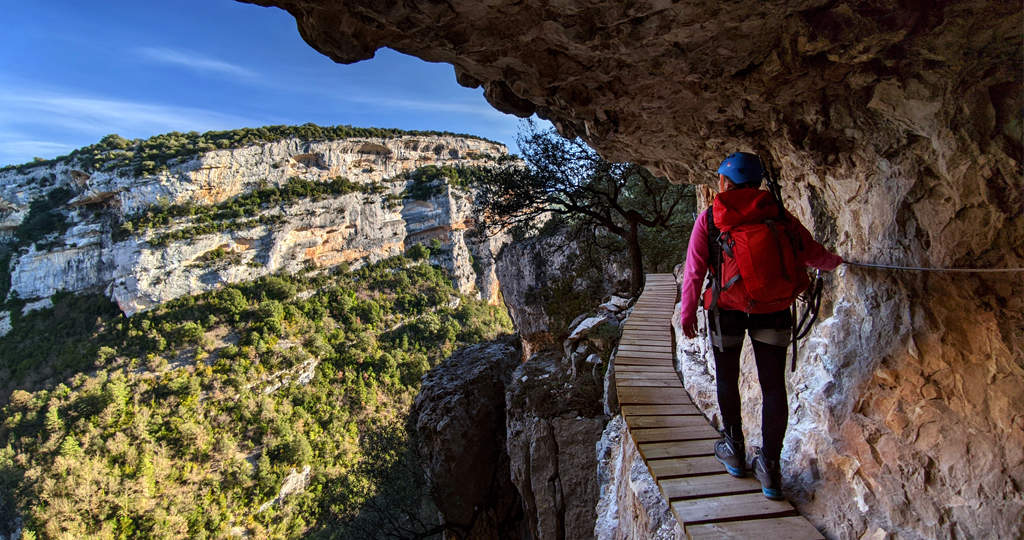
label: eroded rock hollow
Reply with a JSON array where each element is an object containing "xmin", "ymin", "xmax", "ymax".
[{"xmin": 242, "ymin": 1, "xmax": 1023, "ymax": 537}]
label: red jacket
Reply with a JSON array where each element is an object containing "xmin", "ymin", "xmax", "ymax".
[{"xmin": 680, "ymin": 189, "xmax": 842, "ymax": 326}]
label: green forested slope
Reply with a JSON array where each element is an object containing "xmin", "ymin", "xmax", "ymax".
[
  {"xmin": 1, "ymin": 123, "xmax": 501, "ymax": 175},
  {"xmin": 0, "ymin": 252, "xmax": 511, "ymax": 539}
]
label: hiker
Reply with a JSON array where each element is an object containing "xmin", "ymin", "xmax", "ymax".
[{"xmin": 679, "ymin": 152, "xmax": 843, "ymax": 500}]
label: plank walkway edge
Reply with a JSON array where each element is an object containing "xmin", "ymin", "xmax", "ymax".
[{"xmin": 614, "ymin": 273, "xmax": 824, "ymax": 540}]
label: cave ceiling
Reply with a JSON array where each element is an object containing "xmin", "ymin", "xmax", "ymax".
[{"xmin": 240, "ymin": 0, "xmax": 1022, "ymax": 187}]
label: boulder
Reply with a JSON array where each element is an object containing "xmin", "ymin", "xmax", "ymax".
[{"xmin": 411, "ymin": 337, "xmax": 528, "ymax": 539}]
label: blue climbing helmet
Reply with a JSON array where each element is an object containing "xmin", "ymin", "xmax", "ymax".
[{"xmin": 717, "ymin": 152, "xmax": 763, "ymax": 186}]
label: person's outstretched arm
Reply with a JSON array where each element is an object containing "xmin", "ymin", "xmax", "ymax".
[
  {"xmin": 786, "ymin": 212, "xmax": 843, "ymax": 270},
  {"xmin": 680, "ymin": 210, "xmax": 710, "ymax": 338}
]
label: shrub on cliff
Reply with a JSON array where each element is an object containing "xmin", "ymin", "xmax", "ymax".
[{"xmin": 476, "ymin": 123, "xmax": 695, "ymax": 294}]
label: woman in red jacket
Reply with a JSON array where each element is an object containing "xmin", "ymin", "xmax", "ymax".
[{"xmin": 679, "ymin": 152, "xmax": 842, "ymax": 500}]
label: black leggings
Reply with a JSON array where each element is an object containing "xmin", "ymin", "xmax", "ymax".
[{"xmin": 711, "ymin": 310, "xmax": 789, "ymax": 461}]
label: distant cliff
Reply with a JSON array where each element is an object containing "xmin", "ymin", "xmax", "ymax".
[{"xmin": 0, "ymin": 128, "xmax": 508, "ymax": 324}]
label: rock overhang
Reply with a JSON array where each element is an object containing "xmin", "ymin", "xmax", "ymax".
[{"xmin": 239, "ymin": 0, "xmax": 1021, "ymax": 186}]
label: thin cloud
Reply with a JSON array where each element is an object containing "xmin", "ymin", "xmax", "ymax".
[
  {"xmin": 0, "ymin": 91, "xmax": 257, "ymax": 134},
  {"xmin": 0, "ymin": 85, "xmax": 262, "ymax": 164},
  {"xmin": 346, "ymin": 95, "xmax": 507, "ymax": 118},
  {"xmin": 136, "ymin": 47, "xmax": 258, "ymax": 80},
  {"xmin": 0, "ymin": 137, "xmax": 77, "ymax": 165}
]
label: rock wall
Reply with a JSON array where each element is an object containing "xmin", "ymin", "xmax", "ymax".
[
  {"xmin": 245, "ymin": 2, "xmax": 1024, "ymax": 537},
  {"xmin": 0, "ymin": 135, "xmax": 508, "ymax": 317},
  {"xmin": 505, "ymin": 350, "xmax": 607, "ymax": 540},
  {"xmin": 410, "ymin": 337, "xmax": 528, "ymax": 539}
]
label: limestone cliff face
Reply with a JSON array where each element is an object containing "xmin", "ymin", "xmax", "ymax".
[
  {"xmin": 0, "ymin": 135, "xmax": 507, "ymax": 318},
  {"xmin": 243, "ymin": 2, "xmax": 1023, "ymax": 538}
]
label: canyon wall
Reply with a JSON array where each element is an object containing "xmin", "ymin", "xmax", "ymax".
[
  {"xmin": 0, "ymin": 135, "xmax": 507, "ymax": 320},
  {"xmin": 243, "ymin": 1, "xmax": 1023, "ymax": 538}
]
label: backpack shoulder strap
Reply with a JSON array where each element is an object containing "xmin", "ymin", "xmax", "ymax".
[
  {"xmin": 704, "ymin": 205, "xmax": 727, "ymax": 351},
  {"xmin": 705, "ymin": 206, "xmax": 719, "ymax": 266}
]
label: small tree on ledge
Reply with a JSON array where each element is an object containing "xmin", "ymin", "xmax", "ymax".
[{"xmin": 475, "ymin": 123, "xmax": 694, "ymax": 295}]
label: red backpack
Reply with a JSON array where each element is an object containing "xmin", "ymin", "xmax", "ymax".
[{"xmin": 702, "ymin": 189, "xmax": 809, "ymax": 315}]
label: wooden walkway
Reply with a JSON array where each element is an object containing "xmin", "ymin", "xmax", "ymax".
[{"xmin": 614, "ymin": 274, "xmax": 823, "ymax": 539}]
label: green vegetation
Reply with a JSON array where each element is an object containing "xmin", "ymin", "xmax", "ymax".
[
  {"xmin": 0, "ymin": 257, "xmax": 512, "ymax": 539},
  {"xmin": 402, "ymin": 164, "xmax": 491, "ymax": 200},
  {"xmin": 1, "ymin": 124, "xmax": 502, "ymax": 176},
  {"xmin": 13, "ymin": 186, "xmax": 75, "ymax": 250},
  {"xmin": 119, "ymin": 176, "xmax": 372, "ymax": 246}
]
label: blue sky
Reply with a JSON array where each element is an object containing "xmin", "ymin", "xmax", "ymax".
[{"xmin": 0, "ymin": 0, "xmax": 526, "ymax": 167}]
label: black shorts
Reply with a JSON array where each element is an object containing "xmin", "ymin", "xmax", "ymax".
[{"xmin": 708, "ymin": 308, "xmax": 792, "ymax": 348}]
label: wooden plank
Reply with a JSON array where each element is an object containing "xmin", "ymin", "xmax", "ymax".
[
  {"xmin": 621, "ymin": 404, "xmax": 699, "ymax": 416},
  {"xmin": 616, "ymin": 378, "xmax": 683, "ymax": 388},
  {"xmin": 671, "ymin": 492, "xmax": 796, "ymax": 526},
  {"xmin": 630, "ymin": 424, "xmax": 718, "ymax": 443},
  {"xmin": 621, "ymin": 333, "xmax": 672, "ymax": 339},
  {"xmin": 619, "ymin": 342, "xmax": 672, "ymax": 349},
  {"xmin": 615, "ymin": 373, "xmax": 682, "ymax": 382},
  {"xmin": 615, "ymin": 361, "xmax": 672, "ymax": 370},
  {"xmin": 617, "ymin": 350, "xmax": 673, "ymax": 358},
  {"xmin": 619, "ymin": 344, "xmax": 673, "ymax": 353},
  {"xmin": 617, "ymin": 386, "xmax": 692, "ymax": 404},
  {"xmin": 626, "ymin": 415, "xmax": 707, "ymax": 429},
  {"xmin": 622, "ymin": 329, "xmax": 671, "ymax": 336},
  {"xmin": 637, "ymin": 439, "xmax": 716, "ymax": 459},
  {"xmin": 615, "ymin": 352, "xmax": 673, "ymax": 362},
  {"xmin": 622, "ymin": 329, "xmax": 672, "ymax": 335},
  {"xmin": 686, "ymin": 517, "xmax": 824, "ymax": 540},
  {"xmin": 619, "ymin": 339, "xmax": 673, "ymax": 346},
  {"xmin": 659, "ymin": 473, "xmax": 761, "ymax": 500},
  {"xmin": 615, "ymin": 365, "xmax": 676, "ymax": 373},
  {"xmin": 614, "ymin": 356, "xmax": 672, "ymax": 366},
  {"xmin": 647, "ymin": 455, "xmax": 723, "ymax": 478},
  {"xmin": 621, "ymin": 330, "xmax": 672, "ymax": 336},
  {"xmin": 616, "ymin": 354, "xmax": 674, "ymax": 363},
  {"xmin": 616, "ymin": 348, "xmax": 673, "ymax": 358},
  {"xmin": 614, "ymin": 371, "xmax": 680, "ymax": 380}
]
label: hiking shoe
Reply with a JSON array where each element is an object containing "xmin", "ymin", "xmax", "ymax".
[
  {"xmin": 714, "ymin": 432, "xmax": 746, "ymax": 477},
  {"xmin": 753, "ymin": 448, "xmax": 784, "ymax": 500}
]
